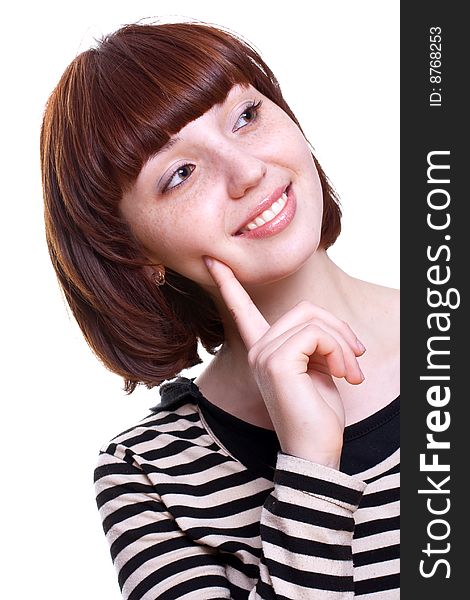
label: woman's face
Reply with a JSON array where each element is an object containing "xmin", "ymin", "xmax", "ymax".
[{"xmin": 121, "ymin": 83, "xmax": 323, "ymax": 290}]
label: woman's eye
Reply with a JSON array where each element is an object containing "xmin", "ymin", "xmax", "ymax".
[
  {"xmin": 233, "ymin": 100, "xmax": 263, "ymax": 132},
  {"xmin": 163, "ymin": 163, "xmax": 195, "ymax": 192}
]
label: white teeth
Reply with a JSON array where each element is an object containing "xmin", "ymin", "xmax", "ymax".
[
  {"xmin": 270, "ymin": 200, "xmax": 282, "ymax": 214},
  {"xmin": 262, "ymin": 209, "xmax": 276, "ymax": 221},
  {"xmin": 241, "ymin": 191, "xmax": 288, "ymax": 232}
]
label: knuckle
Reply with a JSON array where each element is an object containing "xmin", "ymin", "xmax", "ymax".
[
  {"xmin": 264, "ymin": 353, "xmax": 283, "ymax": 376},
  {"xmin": 339, "ymin": 319, "xmax": 354, "ymax": 336},
  {"xmin": 307, "ymin": 318, "xmax": 322, "ymax": 328},
  {"xmin": 294, "ymin": 300, "xmax": 327, "ymax": 320},
  {"xmin": 295, "ymin": 299, "xmax": 313, "ymax": 314},
  {"xmin": 305, "ymin": 320, "xmax": 323, "ymax": 335}
]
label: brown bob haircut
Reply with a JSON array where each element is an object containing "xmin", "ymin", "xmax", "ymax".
[{"xmin": 40, "ymin": 21, "xmax": 342, "ymax": 393}]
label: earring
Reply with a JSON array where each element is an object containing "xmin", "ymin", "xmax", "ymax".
[{"xmin": 152, "ymin": 268, "xmax": 166, "ymax": 286}]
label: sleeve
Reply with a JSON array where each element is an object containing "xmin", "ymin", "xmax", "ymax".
[
  {"xmin": 94, "ymin": 448, "xmax": 366, "ymax": 600},
  {"xmin": 258, "ymin": 452, "xmax": 367, "ymax": 598}
]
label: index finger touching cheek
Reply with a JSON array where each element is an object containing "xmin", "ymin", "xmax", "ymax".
[{"xmin": 203, "ymin": 256, "xmax": 269, "ymax": 349}]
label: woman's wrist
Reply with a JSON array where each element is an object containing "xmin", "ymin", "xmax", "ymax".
[{"xmin": 280, "ymin": 445, "xmax": 342, "ymax": 470}]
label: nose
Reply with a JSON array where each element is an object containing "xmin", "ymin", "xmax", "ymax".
[{"xmin": 220, "ymin": 144, "xmax": 267, "ymax": 200}]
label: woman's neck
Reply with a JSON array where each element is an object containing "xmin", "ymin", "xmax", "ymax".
[
  {"xmin": 195, "ymin": 249, "xmax": 399, "ymax": 429},
  {"xmin": 212, "ymin": 250, "xmax": 366, "ymax": 352}
]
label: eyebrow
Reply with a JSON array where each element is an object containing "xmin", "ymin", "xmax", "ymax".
[
  {"xmin": 150, "ymin": 86, "xmax": 251, "ymax": 159},
  {"xmin": 152, "ymin": 136, "xmax": 182, "ymax": 157}
]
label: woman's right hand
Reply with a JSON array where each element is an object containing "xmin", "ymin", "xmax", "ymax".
[{"xmin": 204, "ymin": 257, "xmax": 366, "ymax": 469}]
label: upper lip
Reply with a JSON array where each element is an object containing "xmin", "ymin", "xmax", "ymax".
[{"xmin": 233, "ymin": 183, "xmax": 290, "ymax": 235}]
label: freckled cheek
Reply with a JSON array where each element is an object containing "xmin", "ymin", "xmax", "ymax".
[
  {"xmin": 293, "ymin": 135, "xmax": 316, "ymax": 169},
  {"xmin": 143, "ymin": 208, "xmax": 222, "ymax": 267},
  {"xmin": 267, "ymin": 126, "xmax": 312, "ymax": 169}
]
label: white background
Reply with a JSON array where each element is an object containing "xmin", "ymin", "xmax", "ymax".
[{"xmin": 1, "ymin": 1, "xmax": 399, "ymax": 597}]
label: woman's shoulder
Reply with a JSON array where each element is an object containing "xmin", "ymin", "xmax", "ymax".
[
  {"xmin": 334, "ymin": 278, "xmax": 399, "ymax": 424},
  {"xmin": 97, "ymin": 377, "xmax": 203, "ymax": 457},
  {"xmin": 370, "ymin": 283, "xmax": 399, "ymax": 353},
  {"xmin": 375, "ymin": 283, "xmax": 400, "ymax": 317},
  {"xmin": 93, "ymin": 377, "xmax": 236, "ymax": 494},
  {"xmin": 354, "ymin": 278, "xmax": 399, "ymax": 347},
  {"xmin": 359, "ymin": 278, "xmax": 400, "ymax": 312}
]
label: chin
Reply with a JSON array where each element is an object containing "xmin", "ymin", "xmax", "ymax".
[{"xmin": 237, "ymin": 239, "xmax": 320, "ymax": 288}]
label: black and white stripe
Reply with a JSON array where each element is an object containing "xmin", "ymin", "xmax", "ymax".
[{"xmin": 95, "ymin": 398, "xmax": 399, "ymax": 599}]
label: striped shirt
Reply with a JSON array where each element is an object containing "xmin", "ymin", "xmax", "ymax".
[{"xmin": 95, "ymin": 376, "xmax": 400, "ymax": 599}]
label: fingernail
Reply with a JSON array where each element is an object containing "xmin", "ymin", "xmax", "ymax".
[
  {"xmin": 356, "ymin": 338, "xmax": 366, "ymax": 353},
  {"xmin": 203, "ymin": 256, "xmax": 213, "ymax": 268},
  {"xmin": 359, "ymin": 367, "xmax": 365, "ymax": 381}
]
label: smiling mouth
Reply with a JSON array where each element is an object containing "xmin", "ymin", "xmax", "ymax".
[{"xmin": 234, "ymin": 184, "xmax": 290, "ymax": 235}]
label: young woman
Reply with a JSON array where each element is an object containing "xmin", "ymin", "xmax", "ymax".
[{"xmin": 41, "ymin": 21, "xmax": 399, "ymax": 599}]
